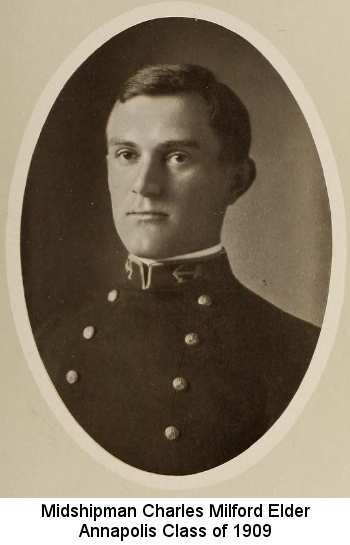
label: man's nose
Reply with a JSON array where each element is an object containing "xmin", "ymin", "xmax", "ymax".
[{"xmin": 132, "ymin": 157, "xmax": 164, "ymax": 197}]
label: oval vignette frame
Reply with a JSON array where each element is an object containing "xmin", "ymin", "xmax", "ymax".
[{"xmin": 6, "ymin": 2, "xmax": 346, "ymax": 490}]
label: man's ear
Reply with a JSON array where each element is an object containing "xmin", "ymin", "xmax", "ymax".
[{"xmin": 224, "ymin": 158, "xmax": 256, "ymax": 206}]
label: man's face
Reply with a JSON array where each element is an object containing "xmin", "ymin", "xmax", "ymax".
[{"xmin": 106, "ymin": 93, "xmax": 240, "ymax": 259}]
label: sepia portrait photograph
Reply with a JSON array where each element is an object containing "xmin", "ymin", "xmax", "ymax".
[{"xmin": 19, "ymin": 15, "xmax": 332, "ymax": 477}]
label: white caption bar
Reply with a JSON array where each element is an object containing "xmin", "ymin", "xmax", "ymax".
[{"xmin": 0, "ymin": 498, "xmax": 349, "ymax": 543}]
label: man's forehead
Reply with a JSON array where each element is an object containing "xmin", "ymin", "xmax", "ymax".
[
  {"xmin": 105, "ymin": 95, "xmax": 222, "ymax": 156},
  {"xmin": 107, "ymin": 93, "xmax": 212, "ymax": 135}
]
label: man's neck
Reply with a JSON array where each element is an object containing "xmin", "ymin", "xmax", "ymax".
[{"xmin": 131, "ymin": 243, "xmax": 224, "ymax": 266}]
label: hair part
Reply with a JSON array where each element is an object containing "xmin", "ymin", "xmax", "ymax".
[{"xmin": 113, "ymin": 64, "xmax": 253, "ymax": 165}]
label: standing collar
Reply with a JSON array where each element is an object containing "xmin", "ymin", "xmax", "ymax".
[
  {"xmin": 130, "ymin": 243, "xmax": 223, "ymax": 266},
  {"xmin": 122, "ymin": 249, "xmax": 235, "ymax": 291}
]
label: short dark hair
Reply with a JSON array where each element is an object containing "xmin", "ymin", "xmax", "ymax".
[{"xmin": 114, "ymin": 64, "xmax": 252, "ymax": 164}]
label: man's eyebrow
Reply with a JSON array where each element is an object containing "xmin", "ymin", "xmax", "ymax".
[
  {"xmin": 159, "ymin": 140, "xmax": 200, "ymax": 150},
  {"xmin": 107, "ymin": 138, "xmax": 201, "ymax": 149}
]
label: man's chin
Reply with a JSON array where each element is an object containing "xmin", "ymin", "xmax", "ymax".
[{"xmin": 121, "ymin": 238, "xmax": 176, "ymax": 261}]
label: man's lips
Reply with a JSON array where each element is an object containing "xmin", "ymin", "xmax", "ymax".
[{"xmin": 127, "ymin": 211, "xmax": 169, "ymax": 217}]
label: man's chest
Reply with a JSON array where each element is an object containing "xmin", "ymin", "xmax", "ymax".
[{"xmin": 43, "ymin": 289, "xmax": 269, "ymax": 474}]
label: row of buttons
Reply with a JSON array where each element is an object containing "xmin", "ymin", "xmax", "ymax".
[
  {"xmin": 108, "ymin": 289, "xmax": 212, "ymax": 306},
  {"xmin": 107, "ymin": 290, "xmax": 213, "ymax": 307},
  {"xmin": 65, "ymin": 372, "xmax": 189, "ymax": 389},
  {"xmin": 166, "ymin": 376, "xmax": 189, "ymax": 441},
  {"xmin": 67, "ymin": 289, "xmax": 213, "ymax": 443},
  {"xmin": 65, "ymin": 371, "xmax": 190, "ymax": 390},
  {"xmin": 107, "ymin": 290, "xmax": 211, "ymax": 306},
  {"xmin": 83, "ymin": 328, "xmax": 202, "ymax": 347},
  {"xmin": 83, "ymin": 328, "xmax": 201, "ymax": 346},
  {"xmin": 82, "ymin": 291, "xmax": 118, "ymax": 340},
  {"xmin": 165, "ymin": 297, "xmax": 211, "ymax": 440}
]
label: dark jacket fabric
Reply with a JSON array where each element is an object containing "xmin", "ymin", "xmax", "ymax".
[{"xmin": 35, "ymin": 251, "xmax": 320, "ymax": 475}]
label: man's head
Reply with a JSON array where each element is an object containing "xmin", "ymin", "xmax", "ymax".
[{"xmin": 106, "ymin": 64, "xmax": 256, "ymax": 259}]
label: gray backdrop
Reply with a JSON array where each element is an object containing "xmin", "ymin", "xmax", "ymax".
[{"xmin": 21, "ymin": 17, "xmax": 331, "ymax": 329}]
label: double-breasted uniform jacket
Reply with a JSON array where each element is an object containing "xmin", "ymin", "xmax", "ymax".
[{"xmin": 36, "ymin": 251, "xmax": 320, "ymax": 475}]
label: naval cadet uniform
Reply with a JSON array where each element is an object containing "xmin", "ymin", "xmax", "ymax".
[{"xmin": 36, "ymin": 249, "xmax": 320, "ymax": 475}]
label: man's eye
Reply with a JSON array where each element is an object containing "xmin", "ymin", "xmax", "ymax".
[
  {"xmin": 115, "ymin": 150, "xmax": 138, "ymax": 161},
  {"xmin": 167, "ymin": 153, "xmax": 189, "ymax": 164}
]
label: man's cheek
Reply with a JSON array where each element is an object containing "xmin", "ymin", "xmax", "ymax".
[{"xmin": 109, "ymin": 186, "xmax": 128, "ymax": 207}]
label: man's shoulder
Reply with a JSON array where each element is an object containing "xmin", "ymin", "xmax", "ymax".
[
  {"xmin": 222, "ymin": 277, "xmax": 321, "ymax": 379},
  {"xmin": 226, "ymin": 277, "xmax": 320, "ymax": 339},
  {"xmin": 35, "ymin": 297, "xmax": 109, "ymax": 354}
]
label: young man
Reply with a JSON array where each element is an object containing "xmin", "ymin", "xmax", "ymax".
[{"xmin": 37, "ymin": 65, "xmax": 319, "ymax": 475}]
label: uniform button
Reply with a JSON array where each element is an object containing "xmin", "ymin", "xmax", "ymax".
[
  {"xmin": 83, "ymin": 326, "xmax": 96, "ymax": 340},
  {"xmin": 185, "ymin": 332, "xmax": 199, "ymax": 346},
  {"xmin": 173, "ymin": 377, "xmax": 188, "ymax": 391},
  {"xmin": 108, "ymin": 289, "xmax": 119, "ymax": 302},
  {"xmin": 198, "ymin": 294, "xmax": 212, "ymax": 306},
  {"xmin": 66, "ymin": 370, "xmax": 79, "ymax": 384},
  {"xmin": 165, "ymin": 426, "xmax": 180, "ymax": 441}
]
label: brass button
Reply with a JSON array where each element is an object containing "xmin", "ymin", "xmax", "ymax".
[
  {"xmin": 66, "ymin": 370, "xmax": 79, "ymax": 384},
  {"xmin": 83, "ymin": 326, "xmax": 96, "ymax": 340},
  {"xmin": 108, "ymin": 289, "xmax": 119, "ymax": 302},
  {"xmin": 165, "ymin": 426, "xmax": 180, "ymax": 441},
  {"xmin": 173, "ymin": 377, "xmax": 188, "ymax": 391},
  {"xmin": 198, "ymin": 294, "xmax": 212, "ymax": 306},
  {"xmin": 185, "ymin": 332, "xmax": 199, "ymax": 346}
]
